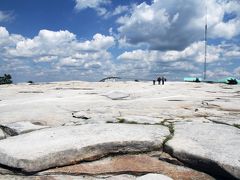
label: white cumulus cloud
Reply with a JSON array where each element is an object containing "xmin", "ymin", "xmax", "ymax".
[
  {"xmin": 117, "ymin": 40, "xmax": 240, "ymax": 64},
  {"xmin": 2, "ymin": 28, "xmax": 115, "ymax": 60},
  {"xmin": 0, "ymin": 11, "xmax": 13, "ymax": 22},
  {"xmin": 0, "ymin": 27, "xmax": 116, "ymax": 81},
  {"xmin": 75, "ymin": 0, "xmax": 110, "ymax": 15},
  {"xmin": 117, "ymin": 0, "xmax": 240, "ymax": 50},
  {"xmin": 117, "ymin": 42, "xmax": 207, "ymax": 63},
  {"xmin": 103, "ymin": 5, "xmax": 129, "ymax": 18}
]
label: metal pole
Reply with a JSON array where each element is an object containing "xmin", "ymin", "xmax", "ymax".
[{"xmin": 204, "ymin": 0, "xmax": 207, "ymax": 80}]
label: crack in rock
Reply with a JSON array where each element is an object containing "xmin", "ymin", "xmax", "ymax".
[
  {"xmin": 102, "ymin": 91, "xmax": 130, "ymax": 100},
  {"xmin": 0, "ymin": 121, "xmax": 49, "ymax": 136},
  {"xmin": 0, "ymin": 125, "xmax": 18, "ymax": 136},
  {"xmin": 165, "ymin": 122, "xmax": 240, "ymax": 179}
]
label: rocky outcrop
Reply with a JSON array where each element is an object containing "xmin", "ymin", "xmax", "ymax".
[
  {"xmin": 115, "ymin": 115, "xmax": 162, "ymax": 125},
  {"xmin": 72, "ymin": 111, "xmax": 91, "ymax": 120},
  {"xmin": 0, "ymin": 124, "xmax": 169, "ymax": 172},
  {"xmin": 136, "ymin": 174, "xmax": 172, "ymax": 180},
  {"xmin": 166, "ymin": 122, "xmax": 240, "ymax": 179},
  {"xmin": 1, "ymin": 121, "xmax": 49, "ymax": 136},
  {"xmin": 0, "ymin": 174, "xmax": 172, "ymax": 180},
  {"xmin": 1, "ymin": 81, "xmax": 240, "ymax": 178},
  {"xmin": 40, "ymin": 154, "xmax": 213, "ymax": 179},
  {"xmin": 103, "ymin": 91, "xmax": 130, "ymax": 100},
  {"xmin": 0, "ymin": 129, "xmax": 5, "ymax": 140}
]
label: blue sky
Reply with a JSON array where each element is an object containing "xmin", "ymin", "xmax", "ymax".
[{"xmin": 0, "ymin": 0, "xmax": 240, "ymax": 82}]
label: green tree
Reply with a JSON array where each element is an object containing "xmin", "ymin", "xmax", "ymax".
[{"xmin": 0, "ymin": 74, "xmax": 13, "ymax": 85}]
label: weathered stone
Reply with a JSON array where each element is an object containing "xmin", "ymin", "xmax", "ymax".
[
  {"xmin": 103, "ymin": 91, "xmax": 130, "ymax": 100},
  {"xmin": 156, "ymin": 152, "xmax": 184, "ymax": 166},
  {"xmin": 0, "ymin": 175, "xmax": 136, "ymax": 180},
  {"xmin": 1, "ymin": 121, "xmax": 49, "ymax": 135},
  {"xmin": 72, "ymin": 111, "xmax": 91, "ymax": 120},
  {"xmin": 0, "ymin": 129, "xmax": 5, "ymax": 140},
  {"xmin": 18, "ymin": 91, "xmax": 44, "ymax": 93},
  {"xmin": 41, "ymin": 154, "xmax": 213, "ymax": 180},
  {"xmin": 206, "ymin": 115, "xmax": 240, "ymax": 127},
  {"xmin": 0, "ymin": 175, "xmax": 91, "ymax": 180},
  {"xmin": 1, "ymin": 81, "xmax": 240, "ymax": 178},
  {"xmin": 62, "ymin": 111, "xmax": 92, "ymax": 126},
  {"xmin": 116, "ymin": 115, "xmax": 161, "ymax": 125},
  {"xmin": 166, "ymin": 122, "xmax": 240, "ymax": 179},
  {"xmin": 136, "ymin": 173, "xmax": 172, "ymax": 180},
  {"xmin": 62, "ymin": 121, "xmax": 83, "ymax": 126},
  {"xmin": 0, "ymin": 167, "xmax": 20, "ymax": 175},
  {"xmin": 0, "ymin": 81, "xmax": 240, "ymax": 126},
  {"xmin": 0, "ymin": 124, "xmax": 169, "ymax": 172},
  {"xmin": 0, "ymin": 174, "xmax": 173, "ymax": 180}
]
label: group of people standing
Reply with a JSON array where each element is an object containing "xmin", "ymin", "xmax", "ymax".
[{"xmin": 153, "ymin": 76, "xmax": 166, "ymax": 85}]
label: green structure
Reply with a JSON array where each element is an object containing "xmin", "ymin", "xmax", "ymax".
[
  {"xmin": 184, "ymin": 77, "xmax": 240, "ymax": 85},
  {"xmin": 217, "ymin": 77, "xmax": 238, "ymax": 85}
]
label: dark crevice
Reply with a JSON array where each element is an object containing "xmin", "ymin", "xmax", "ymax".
[
  {"xmin": 0, "ymin": 125, "xmax": 18, "ymax": 136},
  {"xmin": 205, "ymin": 117, "xmax": 240, "ymax": 129},
  {"xmin": 161, "ymin": 121, "xmax": 174, "ymax": 147},
  {"xmin": 55, "ymin": 88, "xmax": 94, "ymax": 90},
  {"xmin": 164, "ymin": 145, "xmax": 238, "ymax": 180},
  {"xmin": 106, "ymin": 118, "xmax": 165, "ymax": 125},
  {"xmin": 41, "ymin": 171, "xmax": 153, "ymax": 177},
  {"xmin": 18, "ymin": 91, "xmax": 43, "ymax": 94},
  {"xmin": 72, "ymin": 112, "xmax": 90, "ymax": 120},
  {"xmin": 0, "ymin": 163, "xmax": 30, "ymax": 176},
  {"xmin": 158, "ymin": 156, "xmax": 183, "ymax": 166},
  {"xmin": 162, "ymin": 122, "xmax": 238, "ymax": 180}
]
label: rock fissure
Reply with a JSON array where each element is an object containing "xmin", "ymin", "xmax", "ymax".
[
  {"xmin": 205, "ymin": 117, "xmax": 240, "ymax": 129},
  {"xmin": 164, "ymin": 122, "xmax": 240, "ymax": 179},
  {"xmin": 0, "ymin": 125, "xmax": 18, "ymax": 136},
  {"xmin": 164, "ymin": 146, "xmax": 238, "ymax": 180},
  {"xmin": 0, "ymin": 163, "xmax": 28, "ymax": 176}
]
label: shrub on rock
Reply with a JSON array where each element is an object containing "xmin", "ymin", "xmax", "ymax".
[{"xmin": 0, "ymin": 74, "xmax": 12, "ymax": 85}]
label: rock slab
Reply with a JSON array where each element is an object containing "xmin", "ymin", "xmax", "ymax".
[
  {"xmin": 1, "ymin": 121, "xmax": 49, "ymax": 135},
  {"xmin": 166, "ymin": 122, "xmax": 240, "ymax": 179},
  {"xmin": 0, "ymin": 129, "xmax": 5, "ymax": 140},
  {"xmin": 117, "ymin": 115, "xmax": 161, "ymax": 125},
  {"xmin": 0, "ymin": 174, "xmax": 172, "ymax": 180},
  {"xmin": 0, "ymin": 124, "xmax": 169, "ymax": 172},
  {"xmin": 136, "ymin": 174, "xmax": 172, "ymax": 180},
  {"xmin": 41, "ymin": 154, "xmax": 213, "ymax": 179},
  {"xmin": 103, "ymin": 91, "xmax": 130, "ymax": 100}
]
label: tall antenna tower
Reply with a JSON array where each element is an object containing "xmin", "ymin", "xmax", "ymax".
[{"xmin": 203, "ymin": 0, "xmax": 208, "ymax": 80}]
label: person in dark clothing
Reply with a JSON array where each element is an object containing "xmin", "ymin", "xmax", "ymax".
[
  {"xmin": 157, "ymin": 77, "xmax": 161, "ymax": 85},
  {"xmin": 162, "ymin": 76, "xmax": 166, "ymax": 85},
  {"xmin": 153, "ymin": 80, "xmax": 156, "ymax": 85}
]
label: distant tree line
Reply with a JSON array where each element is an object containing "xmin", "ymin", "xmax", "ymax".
[{"xmin": 0, "ymin": 74, "xmax": 12, "ymax": 85}]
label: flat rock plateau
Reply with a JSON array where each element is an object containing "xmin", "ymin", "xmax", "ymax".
[{"xmin": 0, "ymin": 81, "xmax": 239, "ymax": 180}]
